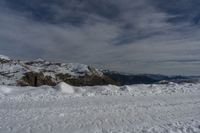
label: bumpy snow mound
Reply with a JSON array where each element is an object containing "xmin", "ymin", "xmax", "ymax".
[
  {"xmin": 0, "ymin": 55, "xmax": 10, "ymax": 61},
  {"xmin": 55, "ymin": 82, "xmax": 75, "ymax": 94},
  {"xmin": 0, "ymin": 86, "xmax": 13, "ymax": 94},
  {"xmin": 1, "ymin": 83, "xmax": 200, "ymax": 97},
  {"xmin": 74, "ymin": 83, "xmax": 200, "ymax": 96}
]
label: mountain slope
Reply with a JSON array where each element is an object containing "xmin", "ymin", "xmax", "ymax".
[{"xmin": 0, "ymin": 56, "xmax": 117, "ymax": 86}]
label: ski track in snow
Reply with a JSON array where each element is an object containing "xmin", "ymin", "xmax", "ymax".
[{"xmin": 0, "ymin": 84, "xmax": 200, "ymax": 133}]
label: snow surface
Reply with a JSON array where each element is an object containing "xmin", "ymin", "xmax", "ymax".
[{"xmin": 0, "ymin": 83, "xmax": 200, "ymax": 133}]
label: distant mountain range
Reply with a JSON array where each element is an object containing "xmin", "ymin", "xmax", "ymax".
[
  {"xmin": 0, "ymin": 55, "xmax": 199, "ymax": 86},
  {"xmin": 103, "ymin": 70, "xmax": 200, "ymax": 85}
]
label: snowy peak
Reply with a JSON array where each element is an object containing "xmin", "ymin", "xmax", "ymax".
[
  {"xmin": 33, "ymin": 58, "xmax": 45, "ymax": 63},
  {"xmin": 0, "ymin": 55, "xmax": 10, "ymax": 61}
]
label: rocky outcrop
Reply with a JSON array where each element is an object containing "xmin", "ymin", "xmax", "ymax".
[
  {"xmin": 56, "ymin": 73, "xmax": 118, "ymax": 86},
  {"xmin": 0, "ymin": 55, "xmax": 11, "ymax": 64},
  {"xmin": 17, "ymin": 71, "xmax": 118, "ymax": 87},
  {"xmin": 18, "ymin": 72, "xmax": 56, "ymax": 86}
]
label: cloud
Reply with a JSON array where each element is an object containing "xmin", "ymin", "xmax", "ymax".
[
  {"xmin": 0, "ymin": 4, "xmax": 121, "ymax": 61},
  {"xmin": 0, "ymin": 0, "xmax": 200, "ymax": 75}
]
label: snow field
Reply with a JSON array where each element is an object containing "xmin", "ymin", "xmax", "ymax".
[{"xmin": 0, "ymin": 83, "xmax": 200, "ymax": 133}]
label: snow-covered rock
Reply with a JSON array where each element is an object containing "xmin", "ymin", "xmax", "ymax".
[
  {"xmin": 0, "ymin": 55, "xmax": 111, "ymax": 86},
  {"xmin": 33, "ymin": 58, "xmax": 45, "ymax": 62},
  {"xmin": 0, "ymin": 55, "xmax": 10, "ymax": 61},
  {"xmin": 55, "ymin": 82, "xmax": 75, "ymax": 94}
]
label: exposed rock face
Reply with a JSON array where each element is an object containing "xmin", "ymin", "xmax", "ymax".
[
  {"xmin": 17, "ymin": 71, "xmax": 117, "ymax": 87},
  {"xmin": 0, "ymin": 59, "xmax": 10, "ymax": 64},
  {"xmin": 0, "ymin": 60, "xmax": 10, "ymax": 64},
  {"xmin": 57, "ymin": 73, "xmax": 118, "ymax": 86},
  {"xmin": 0, "ymin": 55, "xmax": 11, "ymax": 64},
  {"xmin": 18, "ymin": 61, "xmax": 118, "ymax": 86},
  {"xmin": 18, "ymin": 72, "xmax": 56, "ymax": 86}
]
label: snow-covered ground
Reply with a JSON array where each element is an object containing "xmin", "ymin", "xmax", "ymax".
[{"xmin": 0, "ymin": 83, "xmax": 200, "ymax": 133}]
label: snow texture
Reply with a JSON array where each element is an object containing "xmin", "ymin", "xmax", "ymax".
[{"xmin": 0, "ymin": 83, "xmax": 200, "ymax": 133}]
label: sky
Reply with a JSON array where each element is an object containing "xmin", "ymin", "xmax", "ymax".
[{"xmin": 0, "ymin": 0, "xmax": 200, "ymax": 75}]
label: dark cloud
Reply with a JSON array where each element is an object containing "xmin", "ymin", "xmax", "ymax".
[
  {"xmin": 0, "ymin": 0, "xmax": 200, "ymax": 75},
  {"xmin": 3, "ymin": 0, "xmax": 120, "ymax": 25},
  {"xmin": 151, "ymin": 0, "xmax": 200, "ymax": 25}
]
